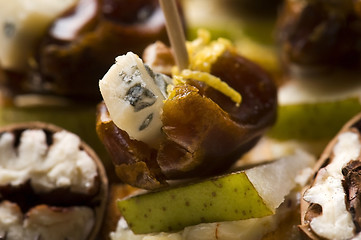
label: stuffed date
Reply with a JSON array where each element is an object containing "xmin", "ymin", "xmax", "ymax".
[{"xmin": 96, "ymin": 31, "xmax": 277, "ymax": 190}]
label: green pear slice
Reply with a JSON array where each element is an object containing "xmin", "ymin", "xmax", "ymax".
[
  {"xmin": 268, "ymin": 80, "xmax": 361, "ymax": 140},
  {"xmin": 117, "ymin": 150, "xmax": 315, "ymax": 234}
]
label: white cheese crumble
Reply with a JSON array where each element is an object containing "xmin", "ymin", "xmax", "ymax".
[
  {"xmin": 0, "ymin": 129, "xmax": 98, "ymax": 194},
  {"xmin": 0, "ymin": 0, "xmax": 79, "ymax": 70},
  {"xmin": 99, "ymin": 52, "xmax": 172, "ymax": 148},
  {"xmin": 303, "ymin": 131, "xmax": 361, "ymax": 240}
]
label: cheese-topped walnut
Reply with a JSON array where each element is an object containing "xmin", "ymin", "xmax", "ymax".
[
  {"xmin": 0, "ymin": 129, "xmax": 98, "ymax": 194},
  {"xmin": 0, "ymin": 122, "xmax": 108, "ymax": 240},
  {"xmin": 303, "ymin": 131, "xmax": 360, "ymax": 239},
  {"xmin": 300, "ymin": 113, "xmax": 361, "ymax": 240}
]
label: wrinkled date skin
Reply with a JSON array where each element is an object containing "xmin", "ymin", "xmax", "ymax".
[
  {"xmin": 277, "ymin": 0, "xmax": 361, "ymax": 77},
  {"xmin": 96, "ymin": 50, "xmax": 277, "ymax": 190},
  {"xmin": 2, "ymin": 0, "xmax": 178, "ymax": 103}
]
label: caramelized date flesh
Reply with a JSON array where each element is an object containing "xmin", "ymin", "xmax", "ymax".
[{"xmin": 96, "ymin": 103, "xmax": 167, "ymax": 190}]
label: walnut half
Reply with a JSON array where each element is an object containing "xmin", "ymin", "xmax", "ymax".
[{"xmin": 0, "ymin": 122, "xmax": 108, "ymax": 240}]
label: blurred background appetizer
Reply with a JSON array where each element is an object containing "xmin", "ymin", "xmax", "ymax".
[
  {"xmin": 277, "ymin": 0, "xmax": 361, "ymax": 82},
  {"xmin": 252, "ymin": 0, "xmax": 361, "ymax": 161},
  {"xmin": 0, "ymin": 0, "xmax": 175, "ymax": 102}
]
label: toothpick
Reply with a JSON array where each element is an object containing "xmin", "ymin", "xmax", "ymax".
[{"xmin": 159, "ymin": 0, "xmax": 189, "ymax": 70}]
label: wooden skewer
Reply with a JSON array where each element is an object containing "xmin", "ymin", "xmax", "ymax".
[{"xmin": 159, "ymin": 0, "xmax": 189, "ymax": 70}]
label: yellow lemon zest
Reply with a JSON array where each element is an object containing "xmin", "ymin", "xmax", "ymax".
[
  {"xmin": 186, "ymin": 30, "xmax": 233, "ymax": 73},
  {"xmin": 179, "ymin": 70, "xmax": 241, "ymax": 106},
  {"xmin": 169, "ymin": 29, "xmax": 242, "ymax": 106},
  {"xmin": 166, "ymin": 84, "xmax": 174, "ymax": 98},
  {"xmin": 186, "ymin": 29, "xmax": 211, "ymax": 58},
  {"xmin": 166, "ymin": 75, "xmax": 186, "ymax": 100}
]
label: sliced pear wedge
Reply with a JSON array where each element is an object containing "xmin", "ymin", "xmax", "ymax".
[
  {"xmin": 117, "ymin": 150, "xmax": 315, "ymax": 234},
  {"xmin": 111, "ymin": 191, "xmax": 302, "ymax": 240},
  {"xmin": 268, "ymin": 81, "xmax": 361, "ymax": 140}
]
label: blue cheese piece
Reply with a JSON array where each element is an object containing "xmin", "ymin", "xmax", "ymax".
[
  {"xmin": 0, "ymin": 0, "xmax": 79, "ymax": 70},
  {"xmin": 99, "ymin": 52, "xmax": 172, "ymax": 148}
]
